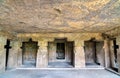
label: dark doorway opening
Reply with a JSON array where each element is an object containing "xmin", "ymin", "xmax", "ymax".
[
  {"xmin": 68, "ymin": 42, "xmax": 74, "ymax": 66},
  {"xmin": 112, "ymin": 39, "xmax": 119, "ymax": 72},
  {"xmin": 48, "ymin": 38, "xmax": 74, "ymax": 68},
  {"xmin": 56, "ymin": 43, "xmax": 65, "ymax": 59},
  {"xmin": 4, "ymin": 39, "xmax": 11, "ymax": 70},
  {"xmin": 84, "ymin": 41, "xmax": 104, "ymax": 68},
  {"xmin": 22, "ymin": 39, "xmax": 38, "ymax": 67},
  {"xmin": 113, "ymin": 39, "xmax": 118, "ymax": 63},
  {"xmin": 84, "ymin": 41, "xmax": 96, "ymax": 64}
]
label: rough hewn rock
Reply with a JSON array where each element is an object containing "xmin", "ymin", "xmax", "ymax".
[
  {"xmin": 0, "ymin": 0, "xmax": 120, "ymax": 74},
  {"xmin": 0, "ymin": 0, "xmax": 119, "ymax": 33}
]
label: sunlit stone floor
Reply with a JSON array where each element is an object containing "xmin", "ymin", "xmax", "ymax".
[{"xmin": 0, "ymin": 69, "xmax": 119, "ymax": 78}]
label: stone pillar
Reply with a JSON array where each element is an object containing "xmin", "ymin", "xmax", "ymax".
[
  {"xmin": 74, "ymin": 40, "xmax": 85, "ymax": 68},
  {"xmin": 17, "ymin": 41, "xmax": 22, "ymax": 67},
  {"xmin": 8, "ymin": 40, "xmax": 22, "ymax": 69},
  {"xmin": 103, "ymin": 39, "xmax": 111, "ymax": 68},
  {"xmin": 118, "ymin": 49, "xmax": 120, "ymax": 73},
  {"xmin": 0, "ymin": 36, "xmax": 7, "ymax": 73},
  {"xmin": 36, "ymin": 41, "xmax": 48, "ymax": 68}
]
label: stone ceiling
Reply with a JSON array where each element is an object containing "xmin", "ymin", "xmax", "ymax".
[{"xmin": 0, "ymin": 0, "xmax": 120, "ymax": 33}]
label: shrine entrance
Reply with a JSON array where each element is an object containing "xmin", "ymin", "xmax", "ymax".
[
  {"xmin": 48, "ymin": 38, "xmax": 74, "ymax": 68},
  {"xmin": 22, "ymin": 39, "xmax": 38, "ymax": 67},
  {"xmin": 56, "ymin": 43, "xmax": 65, "ymax": 59},
  {"xmin": 84, "ymin": 40, "xmax": 105, "ymax": 68}
]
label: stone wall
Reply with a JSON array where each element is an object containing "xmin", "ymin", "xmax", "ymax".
[
  {"xmin": 0, "ymin": 33, "xmax": 105, "ymax": 71},
  {"xmin": 48, "ymin": 42, "xmax": 56, "ymax": 62},
  {"xmin": 0, "ymin": 30, "xmax": 16, "ymax": 73},
  {"xmin": 0, "ymin": 31, "xmax": 120, "ymax": 73},
  {"xmin": 48, "ymin": 41, "xmax": 73, "ymax": 63},
  {"xmin": 16, "ymin": 33, "xmax": 103, "ymax": 68},
  {"xmin": 0, "ymin": 36, "xmax": 7, "ymax": 73}
]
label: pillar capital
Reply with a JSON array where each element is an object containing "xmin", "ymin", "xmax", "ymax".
[
  {"xmin": 38, "ymin": 41, "xmax": 48, "ymax": 47},
  {"xmin": 74, "ymin": 40, "xmax": 84, "ymax": 47}
]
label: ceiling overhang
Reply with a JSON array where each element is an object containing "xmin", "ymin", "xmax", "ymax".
[{"xmin": 0, "ymin": 0, "xmax": 119, "ymax": 35}]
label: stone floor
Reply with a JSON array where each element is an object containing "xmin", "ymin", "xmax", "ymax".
[
  {"xmin": 48, "ymin": 62, "xmax": 73, "ymax": 68},
  {"xmin": 86, "ymin": 63, "xmax": 104, "ymax": 68},
  {"xmin": 48, "ymin": 62, "xmax": 103, "ymax": 68},
  {"xmin": 0, "ymin": 69, "xmax": 119, "ymax": 78}
]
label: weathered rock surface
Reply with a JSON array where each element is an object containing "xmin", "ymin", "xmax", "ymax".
[{"xmin": 0, "ymin": 0, "xmax": 119, "ymax": 33}]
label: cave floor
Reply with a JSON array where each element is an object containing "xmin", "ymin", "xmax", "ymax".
[{"xmin": 0, "ymin": 68, "xmax": 119, "ymax": 78}]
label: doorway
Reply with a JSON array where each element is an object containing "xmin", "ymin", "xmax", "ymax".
[
  {"xmin": 56, "ymin": 43, "xmax": 65, "ymax": 59},
  {"xmin": 22, "ymin": 39, "xmax": 38, "ymax": 67},
  {"xmin": 84, "ymin": 41, "xmax": 96, "ymax": 64},
  {"xmin": 48, "ymin": 39, "xmax": 74, "ymax": 68},
  {"xmin": 111, "ymin": 39, "xmax": 119, "ymax": 72},
  {"xmin": 84, "ymin": 41, "xmax": 104, "ymax": 68}
]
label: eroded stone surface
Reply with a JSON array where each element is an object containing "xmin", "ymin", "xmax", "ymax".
[
  {"xmin": 0, "ymin": 0, "xmax": 119, "ymax": 33},
  {"xmin": 0, "ymin": 0, "xmax": 120, "ymax": 74}
]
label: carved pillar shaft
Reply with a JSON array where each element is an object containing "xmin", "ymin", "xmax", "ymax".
[
  {"xmin": 74, "ymin": 40, "xmax": 85, "ymax": 68},
  {"xmin": 104, "ymin": 39, "xmax": 111, "ymax": 68},
  {"xmin": 8, "ymin": 40, "xmax": 22, "ymax": 68},
  {"xmin": 36, "ymin": 41, "xmax": 48, "ymax": 68}
]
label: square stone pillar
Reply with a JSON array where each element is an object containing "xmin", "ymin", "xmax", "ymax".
[
  {"xmin": 74, "ymin": 40, "xmax": 85, "ymax": 68},
  {"xmin": 8, "ymin": 40, "xmax": 22, "ymax": 69},
  {"xmin": 103, "ymin": 39, "xmax": 110, "ymax": 68},
  {"xmin": 17, "ymin": 41, "xmax": 22, "ymax": 67},
  {"xmin": 36, "ymin": 41, "xmax": 48, "ymax": 68},
  {"xmin": 0, "ymin": 36, "xmax": 7, "ymax": 73}
]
